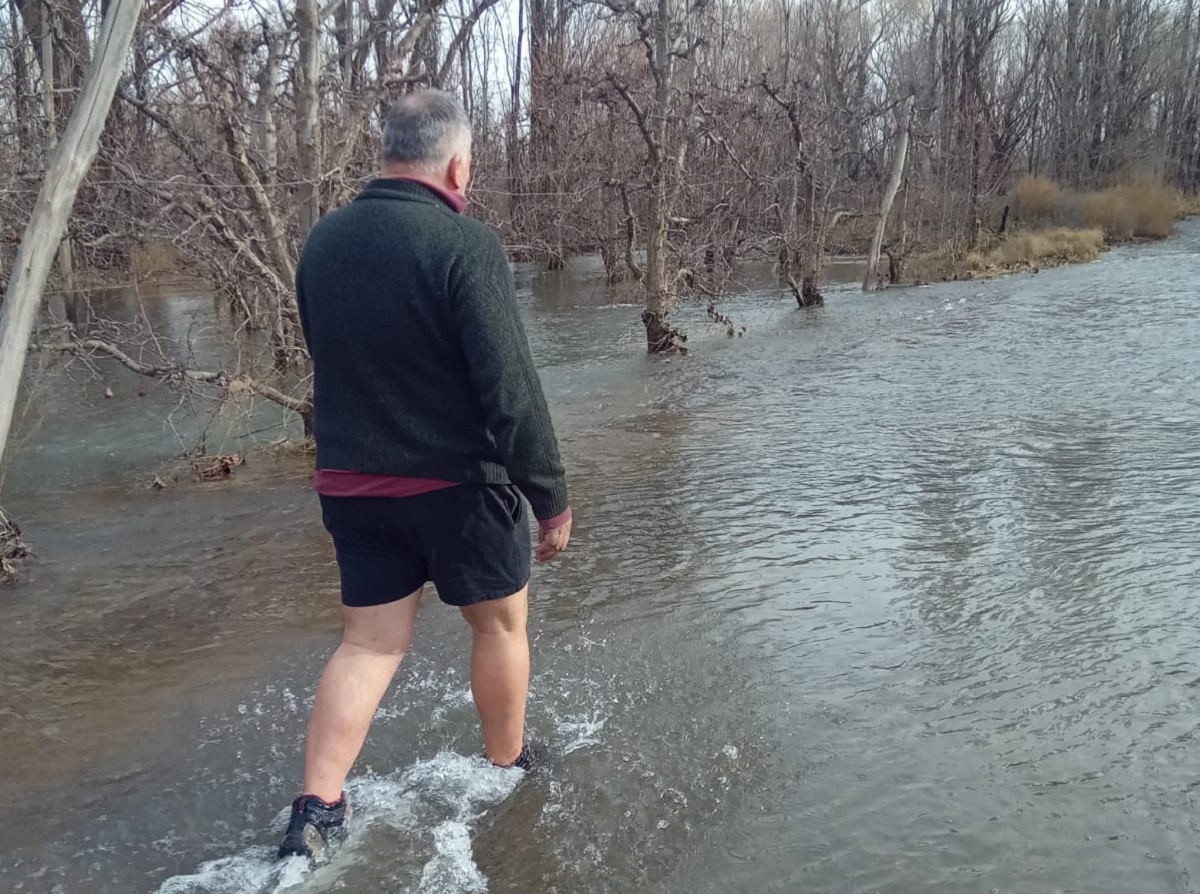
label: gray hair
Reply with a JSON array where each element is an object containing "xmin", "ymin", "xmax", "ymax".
[{"xmin": 382, "ymin": 90, "xmax": 471, "ymax": 172}]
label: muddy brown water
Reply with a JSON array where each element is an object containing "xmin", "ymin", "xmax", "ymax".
[{"xmin": 1, "ymin": 233, "xmax": 1198, "ymax": 893}]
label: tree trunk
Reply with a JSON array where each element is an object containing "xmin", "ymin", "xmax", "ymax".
[
  {"xmin": 334, "ymin": 0, "xmax": 352, "ymax": 86},
  {"xmin": 255, "ymin": 31, "xmax": 281, "ymax": 188},
  {"xmin": 864, "ymin": 96, "xmax": 914, "ymax": 293},
  {"xmin": 0, "ymin": 0, "xmax": 143, "ymax": 474},
  {"xmin": 1088, "ymin": 0, "xmax": 1112, "ymax": 177},
  {"xmin": 644, "ymin": 169, "xmax": 681, "ymax": 351},
  {"xmin": 507, "ymin": 0, "xmax": 525, "ymax": 228},
  {"xmin": 642, "ymin": 309, "xmax": 685, "ymax": 354},
  {"xmin": 1061, "ymin": 0, "xmax": 1082, "ymax": 181},
  {"xmin": 36, "ymin": 3, "xmax": 81, "ymax": 307},
  {"xmin": 640, "ymin": 0, "xmax": 685, "ymax": 354},
  {"xmin": 9, "ymin": 0, "xmax": 34, "ymax": 161},
  {"xmin": 295, "ymin": 0, "xmax": 322, "ymax": 240}
]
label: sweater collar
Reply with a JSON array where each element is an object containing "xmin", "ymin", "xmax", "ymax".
[{"xmin": 356, "ymin": 177, "xmax": 468, "ymax": 214}]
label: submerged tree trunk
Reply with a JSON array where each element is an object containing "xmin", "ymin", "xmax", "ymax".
[
  {"xmin": 642, "ymin": 309, "xmax": 686, "ymax": 354},
  {"xmin": 795, "ymin": 275, "xmax": 823, "ymax": 307},
  {"xmin": 0, "ymin": 0, "xmax": 143, "ymax": 474},
  {"xmin": 644, "ymin": 165, "xmax": 673, "ymax": 349},
  {"xmin": 639, "ymin": 0, "xmax": 687, "ymax": 353},
  {"xmin": 864, "ymin": 96, "xmax": 915, "ymax": 293}
]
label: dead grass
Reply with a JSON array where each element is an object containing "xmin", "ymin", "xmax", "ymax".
[
  {"xmin": 905, "ymin": 227, "xmax": 1104, "ymax": 284},
  {"xmin": 966, "ymin": 228, "xmax": 1105, "ymax": 273}
]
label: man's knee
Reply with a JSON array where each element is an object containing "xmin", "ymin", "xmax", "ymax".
[
  {"xmin": 461, "ymin": 587, "xmax": 528, "ymax": 636},
  {"xmin": 342, "ymin": 624, "xmax": 413, "ymax": 658},
  {"xmin": 340, "ymin": 596, "xmax": 420, "ymax": 657}
]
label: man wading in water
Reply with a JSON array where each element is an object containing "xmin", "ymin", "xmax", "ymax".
[{"xmin": 278, "ymin": 90, "xmax": 572, "ymax": 861}]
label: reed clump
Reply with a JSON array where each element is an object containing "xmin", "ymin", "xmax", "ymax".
[{"xmin": 1009, "ymin": 174, "xmax": 1184, "ymax": 240}]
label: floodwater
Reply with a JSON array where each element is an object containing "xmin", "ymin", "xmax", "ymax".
[{"xmin": 1, "ymin": 226, "xmax": 1198, "ymax": 893}]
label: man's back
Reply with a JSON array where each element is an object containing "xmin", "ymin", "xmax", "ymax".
[{"xmin": 297, "ymin": 177, "xmax": 568, "ymax": 520}]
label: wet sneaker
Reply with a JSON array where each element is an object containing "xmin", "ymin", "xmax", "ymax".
[
  {"xmin": 277, "ymin": 794, "xmax": 349, "ymax": 862},
  {"xmin": 500, "ymin": 741, "xmax": 547, "ymax": 772}
]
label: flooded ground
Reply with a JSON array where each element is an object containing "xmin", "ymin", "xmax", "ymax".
[{"xmin": 1, "ymin": 227, "xmax": 1198, "ymax": 893}]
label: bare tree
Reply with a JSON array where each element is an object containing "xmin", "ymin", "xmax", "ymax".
[
  {"xmin": 865, "ymin": 95, "xmax": 915, "ymax": 291},
  {"xmin": 0, "ymin": 0, "xmax": 143, "ymax": 475}
]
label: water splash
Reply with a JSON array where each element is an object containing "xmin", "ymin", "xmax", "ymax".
[
  {"xmin": 417, "ymin": 822, "xmax": 487, "ymax": 893},
  {"xmin": 156, "ymin": 848, "xmax": 307, "ymax": 894},
  {"xmin": 151, "ymin": 752, "xmax": 521, "ymax": 894}
]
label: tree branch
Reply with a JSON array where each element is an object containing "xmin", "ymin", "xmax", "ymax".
[
  {"xmin": 38, "ymin": 338, "xmax": 313, "ymax": 419},
  {"xmin": 608, "ymin": 74, "xmax": 660, "ymax": 163}
]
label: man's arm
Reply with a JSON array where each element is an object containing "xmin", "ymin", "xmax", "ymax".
[{"xmin": 451, "ymin": 227, "xmax": 571, "ymax": 533}]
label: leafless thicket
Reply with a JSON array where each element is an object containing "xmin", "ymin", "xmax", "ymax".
[{"xmin": 2, "ymin": 0, "xmax": 1198, "ymax": 365}]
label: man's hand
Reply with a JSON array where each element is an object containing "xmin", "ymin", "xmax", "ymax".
[{"xmin": 536, "ymin": 517, "xmax": 572, "ymax": 562}]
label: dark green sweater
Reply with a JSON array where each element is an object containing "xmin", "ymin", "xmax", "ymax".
[{"xmin": 296, "ymin": 178, "xmax": 569, "ymax": 521}]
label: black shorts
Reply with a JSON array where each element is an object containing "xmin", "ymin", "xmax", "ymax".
[{"xmin": 319, "ymin": 485, "xmax": 532, "ymax": 608}]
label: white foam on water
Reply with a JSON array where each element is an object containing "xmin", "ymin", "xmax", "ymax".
[
  {"xmin": 151, "ymin": 752, "xmax": 520, "ymax": 894},
  {"xmin": 428, "ymin": 686, "xmax": 475, "ymax": 725},
  {"xmin": 417, "ymin": 822, "xmax": 487, "ymax": 893},
  {"xmin": 154, "ymin": 847, "xmax": 307, "ymax": 894},
  {"xmin": 555, "ymin": 712, "xmax": 607, "ymax": 754}
]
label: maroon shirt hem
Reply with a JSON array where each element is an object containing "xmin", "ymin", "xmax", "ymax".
[
  {"xmin": 314, "ymin": 470, "xmax": 569, "ymax": 533},
  {"xmin": 313, "ymin": 470, "xmax": 458, "ymax": 499}
]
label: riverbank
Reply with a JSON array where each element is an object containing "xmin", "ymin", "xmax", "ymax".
[
  {"xmin": 902, "ymin": 176, "xmax": 1200, "ymax": 284},
  {"xmin": 903, "ymin": 181, "xmax": 1200, "ymax": 285}
]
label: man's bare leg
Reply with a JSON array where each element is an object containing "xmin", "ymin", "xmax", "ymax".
[
  {"xmin": 460, "ymin": 587, "xmax": 529, "ymax": 767},
  {"xmin": 303, "ymin": 589, "xmax": 423, "ymax": 802}
]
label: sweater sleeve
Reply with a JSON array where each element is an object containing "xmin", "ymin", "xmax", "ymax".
[{"xmin": 451, "ymin": 228, "xmax": 570, "ymax": 521}]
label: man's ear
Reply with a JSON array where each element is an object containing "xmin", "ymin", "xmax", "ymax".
[{"xmin": 447, "ymin": 153, "xmax": 470, "ymax": 193}]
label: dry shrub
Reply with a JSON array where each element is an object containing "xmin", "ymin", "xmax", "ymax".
[
  {"xmin": 963, "ymin": 250, "xmax": 987, "ymax": 272},
  {"xmin": 966, "ymin": 228, "xmax": 1104, "ymax": 272},
  {"xmin": 1013, "ymin": 176, "xmax": 1062, "ymax": 222},
  {"xmin": 1006, "ymin": 174, "xmax": 1185, "ymax": 239},
  {"xmin": 1083, "ymin": 183, "xmax": 1177, "ymax": 239},
  {"xmin": 1176, "ymin": 192, "xmax": 1200, "ymax": 217}
]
